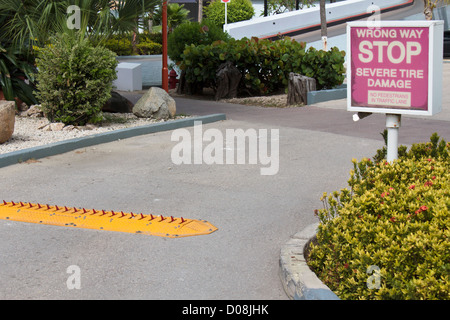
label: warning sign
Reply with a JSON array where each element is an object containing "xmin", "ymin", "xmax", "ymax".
[{"xmin": 347, "ymin": 21, "xmax": 443, "ymax": 116}]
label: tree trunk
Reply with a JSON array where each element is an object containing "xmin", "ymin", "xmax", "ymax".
[
  {"xmin": 177, "ymin": 71, "xmax": 204, "ymax": 95},
  {"xmin": 320, "ymin": 0, "xmax": 327, "ymax": 50},
  {"xmin": 148, "ymin": 14, "xmax": 153, "ymax": 32},
  {"xmin": 287, "ymin": 73, "xmax": 316, "ymax": 106},
  {"xmin": 198, "ymin": 0, "xmax": 203, "ymax": 22},
  {"xmin": 423, "ymin": 0, "xmax": 435, "ymax": 20},
  {"xmin": 215, "ymin": 61, "xmax": 242, "ymax": 100}
]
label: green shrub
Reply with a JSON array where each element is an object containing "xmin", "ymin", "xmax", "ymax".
[
  {"xmin": 179, "ymin": 37, "xmax": 345, "ymax": 95},
  {"xmin": 301, "ymin": 46, "xmax": 346, "ymax": 89},
  {"xmin": 167, "ymin": 20, "xmax": 231, "ymax": 63},
  {"xmin": 35, "ymin": 32, "xmax": 118, "ymax": 125},
  {"xmin": 204, "ymin": 0, "xmax": 255, "ymax": 27},
  {"xmin": 136, "ymin": 40, "xmax": 162, "ymax": 55},
  {"xmin": 102, "ymin": 37, "xmax": 134, "ymax": 56},
  {"xmin": 373, "ymin": 131, "xmax": 448, "ymax": 164},
  {"xmin": 264, "ymin": 0, "xmax": 314, "ymax": 15},
  {"xmin": 94, "ymin": 33, "xmax": 163, "ymax": 56},
  {"xmin": 308, "ymin": 134, "xmax": 450, "ymax": 300},
  {"xmin": 138, "ymin": 32, "xmax": 163, "ymax": 45}
]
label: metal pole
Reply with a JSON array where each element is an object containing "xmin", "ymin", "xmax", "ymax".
[
  {"xmin": 385, "ymin": 114, "xmax": 401, "ymax": 162},
  {"xmin": 225, "ymin": 2, "xmax": 227, "ymax": 28},
  {"xmin": 162, "ymin": 0, "xmax": 168, "ymax": 92}
]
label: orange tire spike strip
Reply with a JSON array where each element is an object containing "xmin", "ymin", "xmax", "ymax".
[{"xmin": 0, "ymin": 201, "xmax": 218, "ymax": 238}]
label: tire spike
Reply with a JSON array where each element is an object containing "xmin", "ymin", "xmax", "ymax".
[{"xmin": 0, "ymin": 201, "xmax": 218, "ymax": 238}]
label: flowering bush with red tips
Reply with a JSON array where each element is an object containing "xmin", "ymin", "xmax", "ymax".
[{"xmin": 308, "ymin": 134, "xmax": 450, "ymax": 300}]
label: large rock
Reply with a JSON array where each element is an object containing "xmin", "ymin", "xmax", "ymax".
[
  {"xmin": 0, "ymin": 101, "xmax": 15, "ymax": 144},
  {"xmin": 25, "ymin": 105, "xmax": 44, "ymax": 117},
  {"xmin": 132, "ymin": 87, "xmax": 176, "ymax": 119}
]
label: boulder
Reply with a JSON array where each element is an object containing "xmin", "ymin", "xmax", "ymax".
[
  {"xmin": 102, "ymin": 91, "xmax": 134, "ymax": 113},
  {"xmin": 0, "ymin": 101, "xmax": 15, "ymax": 144},
  {"xmin": 41, "ymin": 122, "xmax": 65, "ymax": 132},
  {"xmin": 49, "ymin": 122, "xmax": 65, "ymax": 131},
  {"xmin": 132, "ymin": 87, "xmax": 176, "ymax": 119},
  {"xmin": 25, "ymin": 105, "xmax": 44, "ymax": 117}
]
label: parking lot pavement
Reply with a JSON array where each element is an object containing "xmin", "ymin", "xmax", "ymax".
[
  {"xmin": 1, "ymin": 61, "xmax": 449, "ymax": 298},
  {"xmin": 0, "ymin": 116, "xmax": 385, "ymax": 299}
]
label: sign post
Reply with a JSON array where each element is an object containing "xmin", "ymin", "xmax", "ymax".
[
  {"xmin": 221, "ymin": 0, "xmax": 230, "ymax": 28},
  {"xmin": 347, "ymin": 21, "xmax": 443, "ymax": 162},
  {"xmin": 385, "ymin": 114, "xmax": 401, "ymax": 162}
]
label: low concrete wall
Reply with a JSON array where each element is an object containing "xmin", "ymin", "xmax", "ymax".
[
  {"xmin": 225, "ymin": 0, "xmax": 414, "ymax": 40},
  {"xmin": 307, "ymin": 85, "xmax": 347, "ymax": 105}
]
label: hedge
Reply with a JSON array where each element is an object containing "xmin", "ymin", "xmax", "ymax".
[
  {"xmin": 179, "ymin": 37, "xmax": 346, "ymax": 95},
  {"xmin": 35, "ymin": 32, "xmax": 118, "ymax": 125},
  {"xmin": 308, "ymin": 133, "xmax": 450, "ymax": 300}
]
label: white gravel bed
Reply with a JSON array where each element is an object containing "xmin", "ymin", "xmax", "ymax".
[{"xmin": 0, "ymin": 114, "xmax": 186, "ymax": 155}]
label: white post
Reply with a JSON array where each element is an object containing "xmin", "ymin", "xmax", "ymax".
[
  {"xmin": 385, "ymin": 114, "xmax": 401, "ymax": 163},
  {"xmin": 225, "ymin": 2, "xmax": 227, "ymax": 28}
]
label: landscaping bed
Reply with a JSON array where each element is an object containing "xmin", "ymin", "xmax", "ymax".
[{"xmin": 0, "ymin": 112, "xmax": 188, "ymax": 155}]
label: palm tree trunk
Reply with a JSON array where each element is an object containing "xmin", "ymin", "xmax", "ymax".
[
  {"xmin": 132, "ymin": 28, "xmax": 138, "ymax": 54},
  {"xmin": 424, "ymin": 0, "xmax": 434, "ymax": 20},
  {"xmin": 320, "ymin": 0, "xmax": 327, "ymax": 50},
  {"xmin": 198, "ymin": 0, "xmax": 203, "ymax": 22}
]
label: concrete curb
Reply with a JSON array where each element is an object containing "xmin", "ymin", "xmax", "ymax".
[
  {"xmin": 279, "ymin": 223, "xmax": 340, "ymax": 300},
  {"xmin": 0, "ymin": 113, "xmax": 226, "ymax": 169}
]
